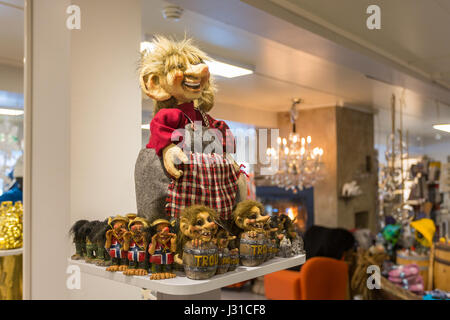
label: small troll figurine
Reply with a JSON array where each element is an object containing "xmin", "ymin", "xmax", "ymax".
[
  {"xmin": 105, "ymin": 215, "xmax": 129, "ymax": 272},
  {"xmin": 123, "ymin": 217, "xmax": 149, "ymax": 276},
  {"xmin": 176, "ymin": 205, "xmax": 219, "ymax": 280},
  {"xmin": 233, "ymin": 200, "xmax": 269, "ymax": 267},
  {"xmin": 148, "ymin": 219, "xmax": 177, "ymax": 280}
]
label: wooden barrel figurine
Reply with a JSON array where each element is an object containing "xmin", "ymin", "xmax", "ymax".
[
  {"xmin": 228, "ymin": 250, "xmax": 239, "ymax": 271},
  {"xmin": 183, "ymin": 241, "xmax": 218, "ymax": 280},
  {"xmin": 266, "ymin": 239, "xmax": 277, "ymax": 260},
  {"xmin": 396, "ymin": 251, "xmax": 429, "ymax": 289},
  {"xmin": 264, "ymin": 238, "xmax": 274, "ymax": 261},
  {"xmin": 433, "ymin": 243, "xmax": 450, "ymax": 291},
  {"xmin": 239, "ymin": 232, "xmax": 267, "ymax": 267},
  {"xmin": 216, "ymin": 248, "xmax": 230, "ymax": 274}
]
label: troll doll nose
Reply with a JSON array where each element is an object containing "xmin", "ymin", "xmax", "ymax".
[{"xmin": 186, "ymin": 63, "xmax": 209, "ymax": 77}]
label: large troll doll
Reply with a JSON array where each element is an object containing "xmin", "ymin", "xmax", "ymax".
[{"xmin": 135, "ymin": 36, "xmax": 247, "ymax": 222}]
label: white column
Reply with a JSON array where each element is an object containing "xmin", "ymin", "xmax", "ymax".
[
  {"xmin": 25, "ymin": 0, "xmax": 71, "ymax": 299},
  {"xmin": 25, "ymin": 0, "xmax": 142, "ymax": 299}
]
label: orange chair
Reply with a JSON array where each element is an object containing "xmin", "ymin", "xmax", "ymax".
[
  {"xmin": 264, "ymin": 269, "xmax": 301, "ymax": 300},
  {"xmin": 264, "ymin": 257, "xmax": 349, "ymax": 300}
]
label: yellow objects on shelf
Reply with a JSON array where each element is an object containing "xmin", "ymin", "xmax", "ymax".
[
  {"xmin": 410, "ymin": 218, "xmax": 436, "ymax": 248},
  {"xmin": 0, "ymin": 201, "xmax": 23, "ymax": 250}
]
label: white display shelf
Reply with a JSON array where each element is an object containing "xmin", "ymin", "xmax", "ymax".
[
  {"xmin": 0, "ymin": 248, "xmax": 23, "ymax": 257},
  {"xmin": 69, "ymin": 254, "xmax": 305, "ymax": 296}
]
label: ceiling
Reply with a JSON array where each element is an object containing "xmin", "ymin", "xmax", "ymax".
[
  {"xmin": 265, "ymin": 0, "xmax": 450, "ymax": 89},
  {"xmin": 1, "ymin": 0, "xmax": 449, "ymax": 145},
  {"xmin": 142, "ymin": 0, "xmax": 450, "ymax": 144},
  {"xmin": 0, "ymin": 0, "xmax": 24, "ymax": 66}
]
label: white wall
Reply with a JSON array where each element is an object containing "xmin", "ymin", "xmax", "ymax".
[{"xmin": 0, "ymin": 64, "xmax": 23, "ymax": 94}]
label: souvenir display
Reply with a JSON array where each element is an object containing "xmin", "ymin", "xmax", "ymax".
[
  {"xmin": 64, "ymin": 37, "xmax": 310, "ymax": 286},
  {"xmin": 0, "ymin": 201, "xmax": 23, "ymax": 250},
  {"xmin": 92, "ymin": 219, "xmax": 111, "ymax": 266},
  {"xmin": 81, "ymin": 220, "xmax": 103, "ymax": 263},
  {"xmin": 233, "ymin": 200, "xmax": 269, "ymax": 267},
  {"xmin": 228, "ymin": 248, "xmax": 240, "ymax": 272},
  {"xmin": 69, "ymin": 219, "xmax": 89, "ymax": 260},
  {"xmin": 291, "ymin": 236, "xmax": 305, "ymax": 256},
  {"xmin": 135, "ymin": 36, "xmax": 247, "ymax": 223},
  {"xmin": 148, "ymin": 219, "xmax": 177, "ymax": 280},
  {"xmin": 105, "ymin": 215, "xmax": 129, "ymax": 272},
  {"xmin": 214, "ymin": 228, "xmax": 236, "ymax": 274},
  {"xmin": 278, "ymin": 236, "xmax": 293, "ymax": 258},
  {"xmin": 126, "ymin": 213, "xmax": 137, "ymax": 221},
  {"xmin": 177, "ymin": 205, "xmax": 219, "ymax": 280},
  {"xmin": 124, "ymin": 217, "xmax": 149, "ymax": 276},
  {"xmin": 263, "ymin": 220, "xmax": 278, "ymax": 260},
  {"xmin": 410, "ymin": 218, "xmax": 436, "ymax": 248}
]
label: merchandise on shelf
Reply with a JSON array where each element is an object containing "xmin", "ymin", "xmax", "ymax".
[
  {"xmin": 124, "ymin": 217, "xmax": 149, "ymax": 276},
  {"xmin": 135, "ymin": 36, "xmax": 246, "ymax": 223},
  {"xmin": 148, "ymin": 218, "xmax": 177, "ymax": 280},
  {"xmin": 214, "ymin": 227, "xmax": 236, "ymax": 275},
  {"xmin": 0, "ymin": 201, "xmax": 23, "ymax": 250},
  {"xmin": 177, "ymin": 205, "xmax": 219, "ymax": 280},
  {"xmin": 105, "ymin": 215, "xmax": 130, "ymax": 272},
  {"xmin": 233, "ymin": 200, "xmax": 269, "ymax": 266},
  {"xmin": 69, "ymin": 220, "xmax": 89, "ymax": 260}
]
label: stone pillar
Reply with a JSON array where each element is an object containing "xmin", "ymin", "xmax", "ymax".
[
  {"xmin": 336, "ymin": 108, "xmax": 377, "ymax": 231},
  {"xmin": 278, "ymin": 106, "xmax": 376, "ymax": 231}
]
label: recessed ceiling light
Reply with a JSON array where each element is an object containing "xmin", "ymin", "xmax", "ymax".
[
  {"xmin": 0, "ymin": 108, "xmax": 24, "ymax": 116},
  {"xmin": 433, "ymin": 124, "xmax": 450, "ymax": 133},
  {"xmin": 141, "ymin": 124, "xmax": 150, "ymax": 130}
]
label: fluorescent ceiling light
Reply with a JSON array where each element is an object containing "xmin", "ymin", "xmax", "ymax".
[
  {"xmin": 433, "ymin": 124, "xmax": 450, "ymax": 133},
  {"xmin": 0, "ymin": 108, "xmax": 24, "ymax": 116},
  {"xmin": 140, "ymin": 41, "xmax": 253, "ymax": 78},
  {"xmin": 141, "ymin": 124, "xmax": 150, "ymax": 130},
  {"xmin": 205, "ymin": 60, "xmax": 253, "ymax": 78},
  {"xmin": 140, "ymin": 41, "xmax": 155, "ymax": 53}
]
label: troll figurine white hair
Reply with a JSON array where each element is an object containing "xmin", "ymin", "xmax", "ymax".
[{"xmin": 135, "ymin": 36, "xmax": 247, "ymax": 222}]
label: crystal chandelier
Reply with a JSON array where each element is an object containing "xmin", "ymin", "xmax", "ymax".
[
  {"xmin": 265, "ymin": 99, "xmax": 325, "ymax": 192},
  {"xmin": 378, "ymin": 93, "xmax": 412, "ymax": 227}
]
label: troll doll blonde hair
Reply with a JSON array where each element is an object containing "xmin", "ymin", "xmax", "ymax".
[{"xmin": 139, "ymin": 35, "xmax": 216, "ymax": 115}]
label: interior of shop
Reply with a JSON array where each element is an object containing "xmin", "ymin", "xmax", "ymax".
[{"xmin": 0, "ymin": 0, "xmax": 449, "ymax": 300}]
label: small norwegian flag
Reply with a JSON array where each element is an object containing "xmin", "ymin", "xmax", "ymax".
[
  {"xmin": 109, "ymin": 238, "xmax": 126, "ymax": 259},
  {"xmin": 127, "ymin": 241, "xmax": 145, "ymax": 262},
  {"xmin": 149, "ymin": 242, "xmax": 174, "ymax": 265}
]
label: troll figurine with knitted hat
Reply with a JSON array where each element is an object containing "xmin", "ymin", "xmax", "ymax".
[
  {"xmin": 105, "ymin": 215, "xmax": 130, "ymax": 272},
  {"xmin": 135, "ymin": 36, "xmax": 247, "ymax": 223},
  {"xmin": 123, "ymin": 217, "xmax": 150, "ymax": 276},
  {"xmin": 148, "ymin": 219, "xmax": 177, "ymax": 280}
]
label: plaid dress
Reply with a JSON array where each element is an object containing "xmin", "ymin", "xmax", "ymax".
[
  {"xmin": 165, "ymin": 112, "xmax": 239, "ymax": 220},
  {"xmin": 165, "ymin": 152, "xmax": 239, "ymax": 220}
]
